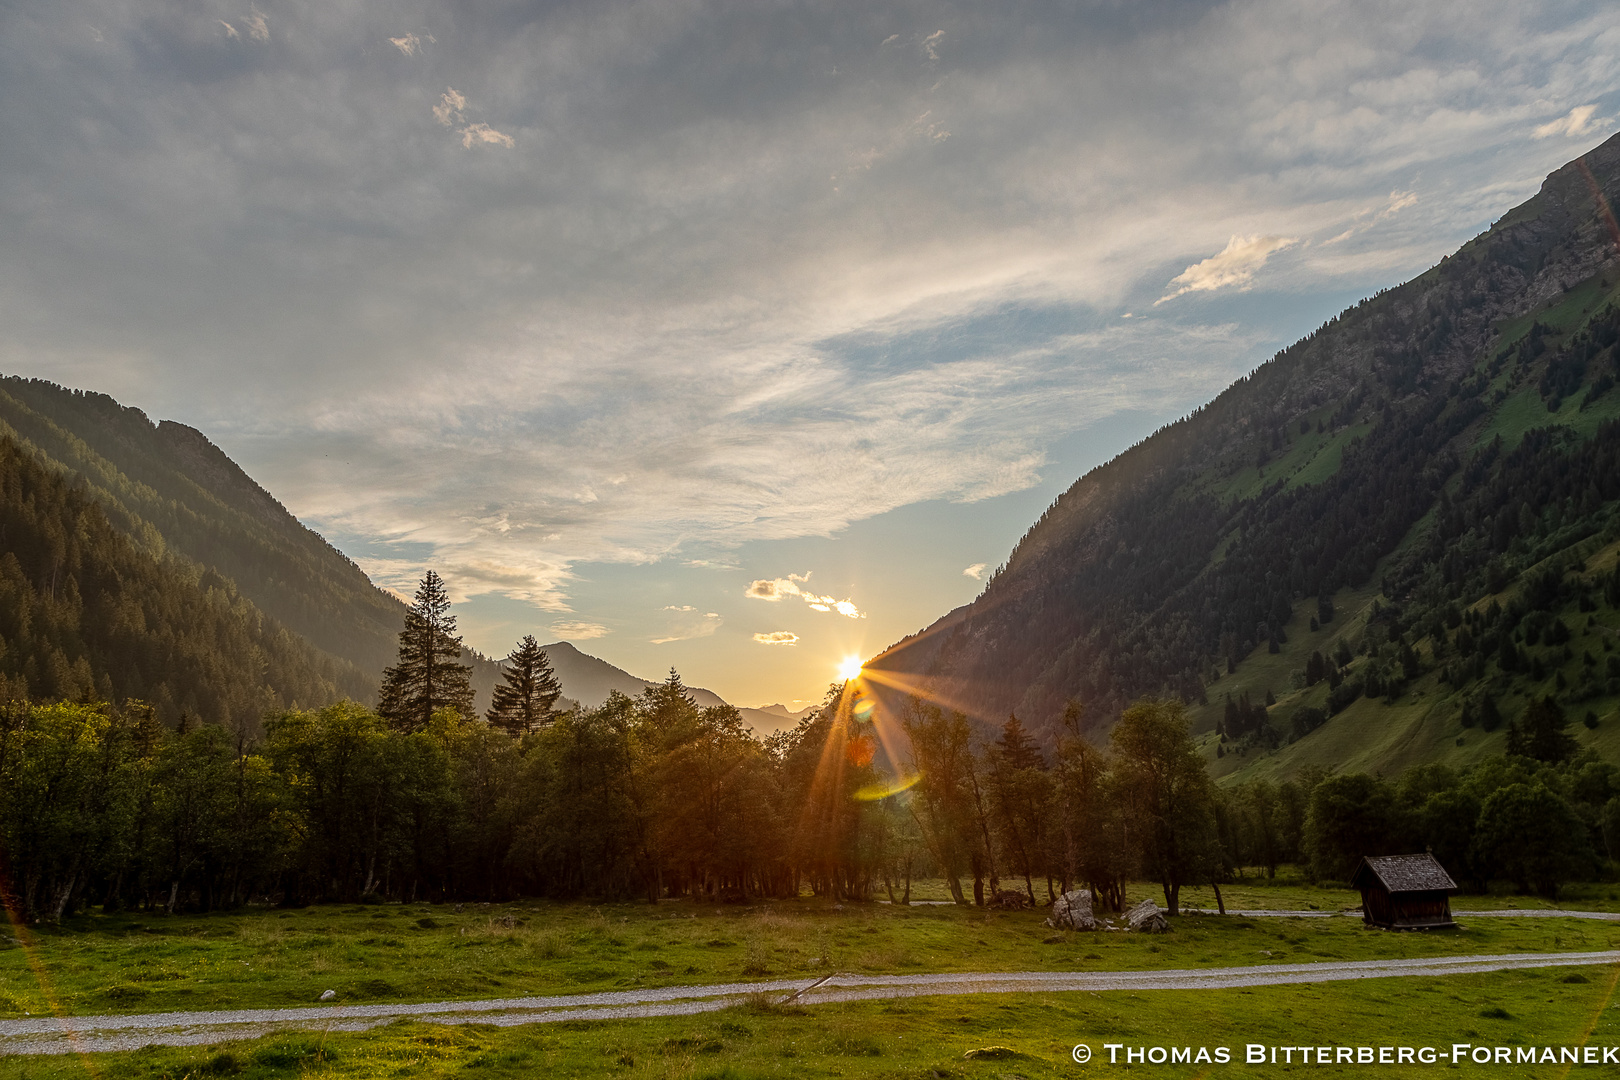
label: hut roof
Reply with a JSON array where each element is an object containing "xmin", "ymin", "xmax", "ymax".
[{"xmin": 1351, "ymin": 853, "xmax": 1457, "ymax": 894}]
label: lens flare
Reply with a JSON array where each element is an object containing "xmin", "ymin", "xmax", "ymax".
[
  {"xmin": 853, "ymin": 772, "xmax": 922, "ymax": 801},
  {"xmin": 837, "ymin": 655, "xmax": 863, "ymax": 681},
  {"xmin": 850, "ymin": 696, "xmax": 875, "ymax": 723}
]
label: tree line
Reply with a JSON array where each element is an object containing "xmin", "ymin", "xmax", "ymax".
[{"xmin": 5, "ymin": 567, "xmax": 1619, "ymax": 923}]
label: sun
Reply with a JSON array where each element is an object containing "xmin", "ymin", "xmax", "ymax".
[{"xmin": 837, "ymin": 655, "xmax": 864, "ymax": 682}]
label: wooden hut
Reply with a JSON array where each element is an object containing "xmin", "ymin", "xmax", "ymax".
[{"xmin": 1351, "ymin": 854, "xmax": 1457, "ymax": 930}]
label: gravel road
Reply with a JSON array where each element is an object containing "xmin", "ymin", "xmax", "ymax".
[
  {"xmin": 1183, "ymin": 908, "xmax": 1620, "ymax": 920},
  {"xmin": 3, "ymin": 949, "xmax": 1617, "ymax": 1056}
]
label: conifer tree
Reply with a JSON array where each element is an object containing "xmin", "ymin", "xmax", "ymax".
[
  {"xmin": 377, "ymin": 571, "xmax": 473, "ymax": 732},
  {"xmin": 996, "ymin": 713, "xmax": 1044, "ymax": 771},
  {"xmin": 486, "ymin": 635, "xmax": 562, "ymax": 736}
]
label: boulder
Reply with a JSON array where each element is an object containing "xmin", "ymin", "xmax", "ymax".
[
  {"xmin": 319, "ymin": 989, "xmax": 337, "ymax": 1002},
  {"xmin": 1046, "ymin": 888, "xmax": 1097, "ymax": 931},
  {"xmin": 1125, "ymin": 898, "xmax": 1169, "ymax": 933}
]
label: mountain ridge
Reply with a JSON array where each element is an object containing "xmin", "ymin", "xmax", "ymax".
[
  {"xmin": 536, "ymin": 640, "xmax": 800, "ymax": 733},
  {"xmin": 869, "ymin": 131, "xmax": 1620, "ymax": 778}
]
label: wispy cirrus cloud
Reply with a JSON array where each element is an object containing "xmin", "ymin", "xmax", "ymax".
[
  {"xmin": 651, "ymin": 606, "xmax": 722, "ymax": 644},
  {"xmin": 243, "ymin": 8, "xmax": 269, "ymax": 42},
  {"xmin": 1322, "ymin": 190, "xmax": 1419, "ymax": 245},
  {"xmin": 551, "ymin": 620, "xmax": 609, "ymax": 640}
]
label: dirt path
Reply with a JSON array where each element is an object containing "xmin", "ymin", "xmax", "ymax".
[{"xmin": 3, "ymin": 949, "xmax": 1617, "ymax": 1056}]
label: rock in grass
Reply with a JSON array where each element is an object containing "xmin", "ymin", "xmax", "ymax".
[
  {"xmin": 319, "ymin": 989, "xmax": 337, "ymax": 1002},
  {"xmin": 1046, "ymin": 888, "xmax": 1097, "ymax": 931},
  {"xmin": 963, "ymin": 1046, "xmax": 1023, "ymax": 1060},
  {"xmin": 989, "ymin": 889, "xmax": 1031, "ymax": 910},
  {"xmin": 1125, "ymin": 899, "xmax": 1169, "ymax": 933}
]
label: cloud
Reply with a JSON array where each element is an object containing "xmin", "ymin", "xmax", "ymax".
[
  {"xmin": 460, "ymin": 122, "xmax": 515, "ymax": 150},
  {"xmin": 963, "ymin": 563, "xmax": 986, "ymax": 579},
  {"xmin": 550, "ymin": 620, "xmax": 609, "ymax": 640},
  {"xmin": 651, "ymin": 608, "xmax": 722, "ymax": 644},
  {"xmin": 1321, "ymin": 190, "xmax": 1419, "ymax": 246},
  {"xmin": 432, "ymin": 88, "xmax": 466, "ymax": 127},
  {"xmin": 432, "ymin": 89, "xmax": 513, "ymax": 149},
  {"xmin": 1156, "ymin": 236, "xmax": 1300, "ymax": 305},
  {"xmin": 922, "ymin": 30, "xmax": 944, "ymax": 61},
  {"xmin": 753, "ymin": 631, "xmax": 799, "ymax": 645},
  {"xmin": 7, "ymin": 0, "xmax": 1620, "ymax": 662},
  {"xmin": 746, "ymin": 575, "xmax": 801, "ymax": 600},
  {"xmin": 243, "ymin": 8, "xmax": 268, "ymax": 42},
  {"xmin": 388, "ymin": 33, "xmax": 422, "ymax": 57},
  {"xmin": 1533, "ymin": 104, "xmax": 1600, "ymax": 140},
  {"xmin": 746, "ymin": 573, "xmax": 864, "ymax": 618},
  {"xmin": 219, "ymin": 21, "xmax": 239, "ymax": 40}
]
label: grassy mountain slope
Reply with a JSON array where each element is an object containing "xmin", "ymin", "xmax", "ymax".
[{"xmin": 870, "ymin": 131, "xmax": 1620, "ymax": 779}]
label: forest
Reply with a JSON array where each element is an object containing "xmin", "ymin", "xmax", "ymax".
[
  {"xmin": 3, "ymin": 539, "xmax": 1619, "ymax": 925},
  {"xmin": 0, "ymin": 436, "xmax": 360, "ymax": 721},
  {"xmin": 5, "ymin": 670, "xmax": 1618, "ymax": 923}
]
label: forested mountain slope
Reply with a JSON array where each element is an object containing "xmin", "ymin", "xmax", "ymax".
[
  {"xmin": 871, "ymin": 132, "xmax": 1620, "ymax": 776},
  {"xmin": 0, "ymin": 379, "xmax": 407, "ymax": 680},
  {"xmin": 0, "ymin": 437, "xmax": 354, "ymax": 722},
  {"xmin": 538, "ymin": 639, "xmax": 796, "ymax": 732},
  {"xmin": 0, "ymin": 378, "xmax": 506, "ymax": 708}
]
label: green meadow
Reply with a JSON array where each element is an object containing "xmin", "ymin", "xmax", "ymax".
[
  {"xmin": 5, "ymin": 970, "xmax": 1620, "ymax": 1080},
  {"xmin": 5, "ymin": 883, "xmax": 1620, "ymax": 1078}
]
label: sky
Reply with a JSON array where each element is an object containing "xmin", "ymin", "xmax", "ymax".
[{"xmin": 3, "ymin": 1, "xmax": 1620, "ymax": 709}]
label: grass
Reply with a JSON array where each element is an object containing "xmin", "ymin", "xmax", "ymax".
[
  {"xmin": 1181, "ymin": 415, "xmax": 1372, "ymax": 510},
  {"xmin": 1475, "ymin": 377, "xmax": 1620, "ymax": 453},
  {"xmin": 3, "ymin": 898, "xmax": 1620, "ymax": 1078},
  {"xmin": 6, "ymin": 886, "xmax": 1620, "ymax": 1022},
  {"xmin": 4, "ymin": 975, "xmax": 1620, "ymax": 1079},
  {"xmin": 1201, "ymin": 519, "xmax": 1620, "ymax": 785},
  {"xmin": 1494, "ymin": 271, "xmax": 1620, "ymax": 349}
]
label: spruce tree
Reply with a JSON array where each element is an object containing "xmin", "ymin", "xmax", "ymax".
[
  {"xmin": 378, "ymin": 571, "xmax": 473, "ymax": 732},
  {"xmin": 996, "ymin": 713, "xmax": 1044, "ymax": 771},
  {"xmin": 486, "ymin": 635, "xmax": 562, "ymax": 736}
]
